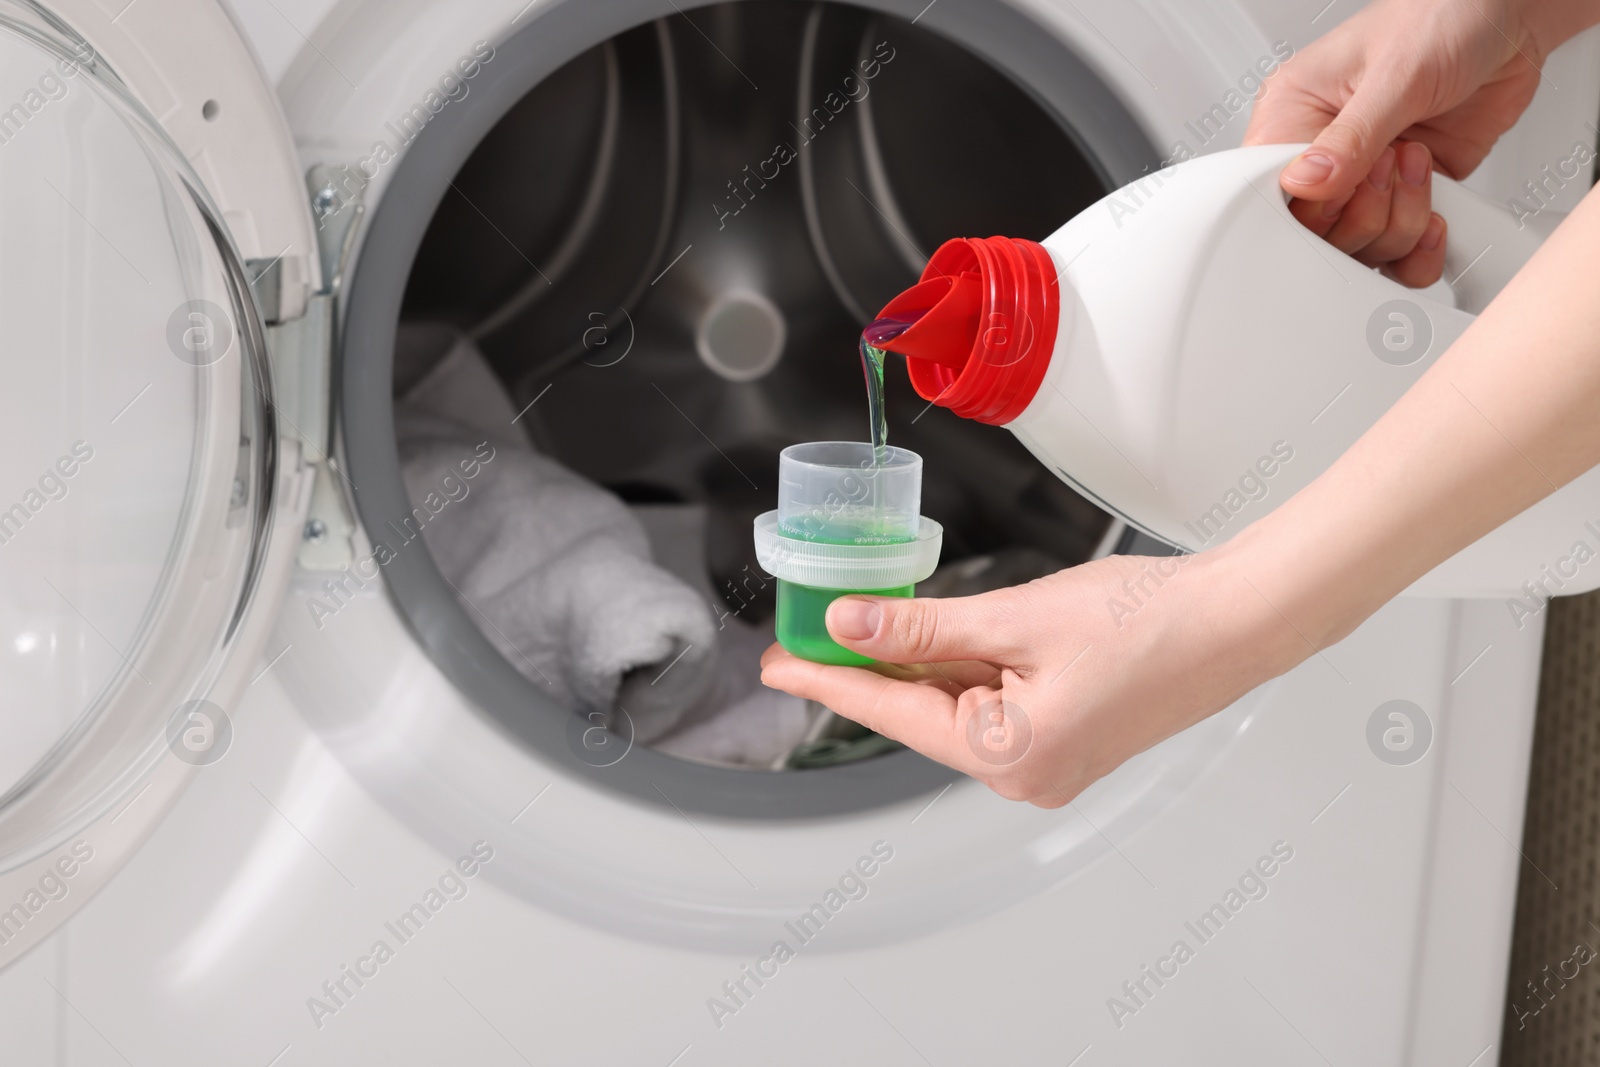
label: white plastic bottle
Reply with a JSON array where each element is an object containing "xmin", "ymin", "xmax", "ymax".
[{"xmin": 874, "ymin": 143, "xmax": 1600, "ymax": 596}]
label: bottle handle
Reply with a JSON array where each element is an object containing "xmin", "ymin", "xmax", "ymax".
[
  {"xmin": 1427, "ymin": 173, "xmax": 1545, "ymax": 315},
  {"xmin": 1257, "ymin": 143, "xmax": 1545, "ymax": 315}
]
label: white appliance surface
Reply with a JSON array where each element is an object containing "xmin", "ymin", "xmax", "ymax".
[
  {"xmin": 0, "ymin": 589, "xmax": 1544, "ymax": 1065},
  {"xmin": 2, "ymin": 0, "xmax": 1591, "ymax": 1064}
]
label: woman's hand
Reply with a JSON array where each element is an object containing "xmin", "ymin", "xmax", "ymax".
[
  {"xmin": 1243, "ymin": 0, "xmax": 1556, "ymax": 285},
  {"xmin": 759, "ymin": 551, "xmax": 1308, "ymax": 807}
]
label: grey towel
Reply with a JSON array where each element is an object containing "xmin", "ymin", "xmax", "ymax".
[
  {"xmin": 630, "ymin": 503, "xmax": 821, "ymax": 767},
  {"xmin": 394, "ymin": 332, "xmax": 718, "ymax": 743}
]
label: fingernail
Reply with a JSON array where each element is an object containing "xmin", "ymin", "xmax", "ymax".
[
  {"xmin": 1367, "ymin": 147, "xmax": 1395, "ymax": 191},
  {"xmin": 1400, "ymin": 142, "xmax": 1431, "ymax": 186},
  {"xmin": 1283, "ymin": 152, "xmax": 1335, "ymax": 186},
  {"xmin": 1417, "ymin": 213, "xmax": 1445, "ymax": 251},
  {"xmin": 827, "ymin": 598, "xmax": 881, "ymax": 641}
]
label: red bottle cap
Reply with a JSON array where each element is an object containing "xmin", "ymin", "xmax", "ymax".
[{"xmin": 874, "ymin": 237, "xmax": 1059, "ymax": 425}]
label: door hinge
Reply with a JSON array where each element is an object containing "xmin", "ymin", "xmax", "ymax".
[{"xmin": 271, "ymin": 162, "xmax": 370, "ymax": 570}]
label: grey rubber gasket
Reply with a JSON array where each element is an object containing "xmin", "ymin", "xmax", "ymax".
[{"xmin": 338, "ymin": 0, "xmax": 1159, "ymax": 818}]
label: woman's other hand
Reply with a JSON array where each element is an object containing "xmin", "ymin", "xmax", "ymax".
[
  {"xmin": 759, "ymin": 552, "xmax": 1307, "ymax": 807},
  {"xmin": 1243, "ymin": 0, "xmax": 1553, "ymax": 285}
]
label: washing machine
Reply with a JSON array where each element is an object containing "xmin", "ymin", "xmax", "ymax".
[{"xmin": 1, "ymin": 0, "xmax": 1597, "ymax": 1062}]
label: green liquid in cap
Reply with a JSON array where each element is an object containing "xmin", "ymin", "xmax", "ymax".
[{"xmin": 775, "ymin": 579, "xmax": 914, "ymax": 666}]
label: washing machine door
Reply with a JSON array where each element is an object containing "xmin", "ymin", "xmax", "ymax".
[{"xmin": 0, "ymin": 0, "xmax": 318, "ymax": 964}]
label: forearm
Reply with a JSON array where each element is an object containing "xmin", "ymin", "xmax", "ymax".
[
  {"xmin": 1223, "ymin": 181, "xmax": 1600, "ymax": 650},
  {"xmin": 1522, "ymin": 0, "xmax": 1600, "ymax": 57}
]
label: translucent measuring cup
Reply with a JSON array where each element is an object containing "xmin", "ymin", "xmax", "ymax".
[
  {"xmin": 756, "ymin": 442, "xmax": 942, "ymax": 665},
  {"xmin": 776, "ymin": 441, "xmax": 921, "ymax": 545}
]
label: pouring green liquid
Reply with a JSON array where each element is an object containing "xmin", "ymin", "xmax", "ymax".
[
  {"xmin": 771, "ymin": 315, "xmax": 930, "ymax": 666},
  {"xmin": 859, "ymin": 311, "xmax": 922, "ymax": 459}
]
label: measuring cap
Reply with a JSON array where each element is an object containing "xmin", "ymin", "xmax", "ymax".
[
  {"xmin": 754, "ymin": 512, "xmax": 943, "ymax": 589},
  {"xmin": 756, "ymin": 441, "xmax": 942, "ymax": 589},
  {"xmin": 776, "ymin": 441, "xmax": 922, "ymax": 543}
]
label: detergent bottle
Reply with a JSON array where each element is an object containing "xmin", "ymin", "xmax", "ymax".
[{"xmin": 871, "ymin": 142, "xmax": 1595, "ymax": 595}]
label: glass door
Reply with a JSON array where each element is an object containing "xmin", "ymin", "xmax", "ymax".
[{"xmin": 0, "ymin": 3, "xmax": 278, "ymax": 869}]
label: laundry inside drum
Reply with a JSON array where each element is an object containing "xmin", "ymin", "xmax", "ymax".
[{"xmin": 389, "ymin": 1, "xmax": 1115, "ymax": 771}]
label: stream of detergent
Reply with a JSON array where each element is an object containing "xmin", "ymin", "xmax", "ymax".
[
  {"xmin": 857, "ymin": 310, "xmax": 927, "ymax": 527},
  {"xmin": 859, "ymin": 311, "xmax": 926, "ymax": 460}
]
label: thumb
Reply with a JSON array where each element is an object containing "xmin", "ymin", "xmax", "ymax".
[
  {"xmin": 826, "ymin": 593, "xmax": 1024, "ymax": 666},
  {"xmin": 1279, "ymin": 78, "xmax": 1414, "ymax": 201}
]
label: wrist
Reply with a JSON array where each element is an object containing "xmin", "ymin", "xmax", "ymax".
[
  {"xmin": 1517, "ymin": 0, "xmax": 1597, "ymax": 59},
  {"xmin": 1199, "ymin": 520, "xmax": 1358, "ymax": 672}
]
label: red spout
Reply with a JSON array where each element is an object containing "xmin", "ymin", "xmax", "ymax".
[
  {"xmin": 873, "ymin": 236, "xmax": 1060, "ymax": 426},
  {"xmin": 874, "ymin": 274, "xmax": 981, "ymax": 369}
]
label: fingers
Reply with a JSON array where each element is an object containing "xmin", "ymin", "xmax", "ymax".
[
  {"xmin": 762, "ymin": 643, "xmax": 1003, "ymax": 693},
  {"xmin": 757, "ymin": 650, "xmax": 978, "ymax": 772},
  {"xmin": 1287, "ymin": 190, "xmax": 1350, "ymax": 239},
  {"xmin": 1352, "ymin": 142, "xmax": 1433, "ymax": 266},
  {"xmin": 760, "ymin": 646, "xmax": 1078, "ymax": 807},
  {"xmin": 890, "ymin": 658, "xmax": 1007, "ymax": 692},
  {"xmin": 823, "ymin": 590, "xmax": 1032, "ymax": 668},
  {"xmin": 1387, "ymin": 212, "xmax": 1447, "ymax": 287},
  {"xmin": 1322, "ymin": 145, "xmax": 1396, "ymax": 254},
  {"xmin": 1277, "ymin": 73, "xmax": 1417, "ymax": 204},
  {"xmin": 1287, "ymin": 140, "xmax": 1445, "ymax": 286}
]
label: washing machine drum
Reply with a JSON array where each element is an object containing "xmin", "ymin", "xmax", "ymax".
[
  {"xmin": 335, "ymin": 0, "xmax": 1162, "ymax": 815},
  {"xmin": 407, "ymin": 3, "xmax": 1113, "ymax": 550}
]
